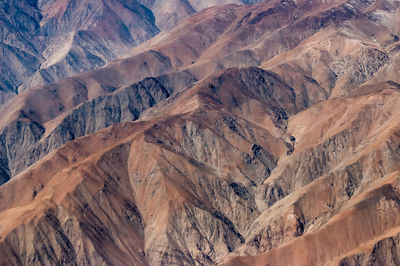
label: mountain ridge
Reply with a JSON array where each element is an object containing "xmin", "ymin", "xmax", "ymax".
[
  {"xmin": 0, "ymin": 0, "xmax": 261, "ymax": 99},
  {"xmin": 1, "ymin": 0, "xmax": 400, "ymax": 265}
]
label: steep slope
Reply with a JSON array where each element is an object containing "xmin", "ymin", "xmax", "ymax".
[
  {"xmin": 3, "ymin": 0, "xmax": 400, "ymax": 185},
  {"xmin": 137, "ymin": 0, "xmax": 264, "ymax": 31},
  {"xmin": 2, "ymin": 0, "xmax": 400, "ymax": 265},
  {"xmin": 0, "ymin": 0, "xmax": 42, "ymax": 94},
  {"xmin": 224, "ymin": 82, "xmax": 400, "ymax": 265},
  {"xmin": 0, "ymin": 0, "xmax": 158, "ymax": 95},
  {"xmin": 2, "ymin": 68, "xmax": 400, "ymax": 266},
  {"xmin": 19, "ymin": 0, "xmax": 160, "ymax": 91},
  {"xmin": 0, "ymin": 66, "xmax": 296, "ymax": 265},
  {"xmin": 0, "ymin": 0, "xmax": 262, "ymax": 97}
]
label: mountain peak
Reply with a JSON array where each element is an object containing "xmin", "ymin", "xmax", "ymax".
[{"xmin": 1, "ymin": 0, "xmax": 400, "ymax": 265}]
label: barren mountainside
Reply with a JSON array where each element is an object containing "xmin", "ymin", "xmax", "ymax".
[
  {"xmin": 0, "ymin": 0, "xmax": 259, "ymax": 102},
  {"xmin": 1, "ymin": 0, "xmax": 400, "ymax": 265}
]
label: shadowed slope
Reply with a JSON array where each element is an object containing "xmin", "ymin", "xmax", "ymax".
[
  {"xmin": 3, "ymin": 0, "xmax": 400, "ymax": 184},
  {"xmin": 2, "ymin": 1, "xmax": 400, "ymax": 265}
]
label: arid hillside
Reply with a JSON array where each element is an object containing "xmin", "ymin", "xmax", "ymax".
[
  {"xmin": 1, "ymin": 0, "xmax": 400, "ymax": 265},
  {"xmin": 0, "ymin": 0, "xmax": 259, "ymax": 100}
]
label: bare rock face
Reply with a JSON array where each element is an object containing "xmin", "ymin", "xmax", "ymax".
[
  {"xmin": 339, "ymin": 232, "xmax": 400, "ymax": 266},
  {"xmin": 20, "ymin": 0, "xmax": 160, "ymax": 91},
  {"xmin": 0, "ymin": 70, "xmax": 196, "ymax": 184},
  {"xmin": 0, "ymin": 0, "xmax": 262, "ymax": 97},
  {"xmin": 2, "ymin": 0, "xmax": 397, "ymax": 184},
  {"xmin": 0, "ymin": 0, "xmax": 42, "ymax": 93},
  {"xmin": 0, "ymin": 0, "xmax": 159, "ymax": 95},
  {"xmin": 2, "ymin": 0, "xmax": 400, "ymax": 265},
  {"xmin": 138, "ymin": 0, "xmax": 264, "ymax": 31},
  {"xmin": 0, "ymin": 79, "xmax": 290, "ymax": 264}
]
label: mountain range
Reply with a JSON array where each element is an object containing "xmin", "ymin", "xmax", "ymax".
[
  {"xmin": 0, "ymin": 0, "xmax": 261, "ymax": 103},
  {"xmin": 1, "ymin": 0, "xmax": 400, "ymax": 265}
]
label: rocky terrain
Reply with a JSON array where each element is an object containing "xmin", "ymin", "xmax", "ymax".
[
  {"xmin": 1, "ymin": 0, "xmax": 400, "ymax": 265},
  {"xmin": 0, "ymin": 0, "xmax": 259, "ymax": 100},
  {"xmin": 137, "ymin": 0, "xmax": 264, "ymax": 31}
]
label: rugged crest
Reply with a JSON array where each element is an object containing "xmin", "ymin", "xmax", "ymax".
[
  {"xmin": 0, "ymin": 0, "xmax": 260, "ymax": 98},
  {"xmin": 1, "ymin": 0, "xmax": 400, "ymax": 265}
]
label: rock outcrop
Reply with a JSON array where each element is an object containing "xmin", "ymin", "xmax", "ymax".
[
  {"xmin": 0, "ymin": 0, "xmax": 262, "ymax": 96},
  {"xmin": 1, "ymin": 0, "xmax": 400, "ymax": 265}
]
